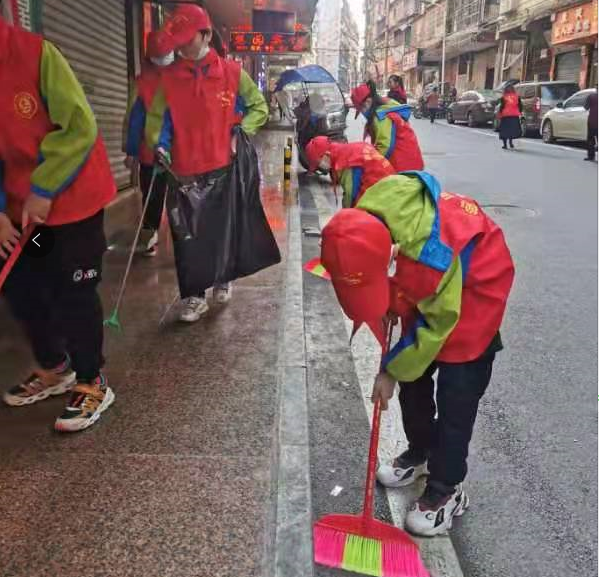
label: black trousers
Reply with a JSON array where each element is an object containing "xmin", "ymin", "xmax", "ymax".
[
  {"xmin": 398, "ymin": 343, "xmax": 497, "ymax": 487},
  {"xmin": 587, "ymin": 125, "xmax": 597, "ymax": 160},
  {"xmin": 429, "ymin": 108, "xmax": 438, "ymax": 123},
  {"xmin": 1, "ymin": 211, "xmax": 106, "ymax": 381},
  {"xmin": 139, "ymin": 163, "xmax": 168, "ymax": 232}
]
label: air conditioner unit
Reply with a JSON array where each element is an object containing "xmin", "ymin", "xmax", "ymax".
[{"xmin": 499, "ymin": 0, "xmax": 518, "ymax": 16}]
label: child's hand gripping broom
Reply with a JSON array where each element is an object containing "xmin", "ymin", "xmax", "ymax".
[
  {"xmin": 313, "ymin": 322, "xmax": 429, "ymax": 577},
  {"xmin": 0, "ymin": 225, "xmax": 35, "ymax": 292}
]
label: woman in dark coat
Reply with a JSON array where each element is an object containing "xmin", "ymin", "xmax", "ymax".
[{"xmin": 498, "ymin": 85, "xmax": 523, "ymax": 149}]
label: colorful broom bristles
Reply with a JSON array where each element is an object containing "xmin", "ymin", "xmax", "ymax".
[
  {"xmin": 303, "ymin": 257, "xmax": 331, "ymax": 280},
  {"xmin": 314, "ymin": 522, "xmax": 429, "ymax": 577}
]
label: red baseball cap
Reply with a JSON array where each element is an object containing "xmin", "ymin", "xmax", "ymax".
[
  {"xmin": 162, "ymin": 4, "xmax": 212, "ymax": 50},
  {"xmin": 306, "ymin": 136, "xmax": 332, "ymax": 172},
  {"xmin": 351, "ymin": 84, "xmax": 371, "ymax": 118},
  {"xmin": 321, "ymin": 209, "xmax": 392, "ymax": 324}
]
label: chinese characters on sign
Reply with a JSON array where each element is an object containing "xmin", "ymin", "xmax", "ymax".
[
  {"xmin": 551, "ymin": 0, "xmax": 598, "ymax": 44},
  {"xmin": 230, "ymin": 31, "xmax": 311, "ymax": 54},
  {"xmin": 402, "ymin": 49, "xmax": 420, "ymax": 71}
]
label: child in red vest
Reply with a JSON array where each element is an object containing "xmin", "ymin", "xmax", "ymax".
[
  {"xmin": 152, "ymin": 5, "xmax": 269, "ymax": 323},
  {"xmin": 321, "ymin": 171, "xmax": 515, "ymax": 536},
  {"xmin": 0, "ymin": 17, "xmax": 116, "ymax": 432},
  {"xmin": 306, "ymin": 136, "xmax": 396, "ymax": 207},
  {"xmin": 123, "ymin": 31, "xmax": 173, "ymax": 257}
]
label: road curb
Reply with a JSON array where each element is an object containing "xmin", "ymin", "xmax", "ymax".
[{"xmin": 274, "ymin": 196, "xmax": 314, "ymax": 577}]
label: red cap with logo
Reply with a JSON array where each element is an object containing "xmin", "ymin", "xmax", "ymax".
[
  {"xmin": 351, "ymin": 83, "xmax": 372, "ymax": 118},
  {"xmin": 306, "ymin": 136, "xmax": 332, "ymax": 172},
  {"xmin": 160, "ymin": 4, "xmax": 212, "ymax": 51},
  {"xmin": 321, "ymin": 209, "xmax": 392, "ymax": 325}
]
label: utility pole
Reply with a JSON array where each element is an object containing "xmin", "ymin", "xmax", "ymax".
[
  {"xmin": 441, "ymin": 0, "xmax": 448, "ymax": 96},
  {"xmin": 383, "ymin": 0, "xmax": 391, "ymax": 85}
]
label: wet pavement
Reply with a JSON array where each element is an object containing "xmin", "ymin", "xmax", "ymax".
[{"xmin": 0, "ymin": 130, "xmax": 293, "ymax": 577}]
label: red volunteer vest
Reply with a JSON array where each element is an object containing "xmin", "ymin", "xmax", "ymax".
[
  {"xmin": 330, "ymin": 142, "xmax": 396, "ymax": 205},
  {"xmin": 500, "ymin": 93, "xmax": 520, "ymax": 118},
  {"xmin": 161, "ymin": 49, "xmax": 241, "ymax": 176},
  {"xmin": 136, "ymin": 65, "xmax": 162, "ymax": 165},
  {"xmin": 0, "ymin": 22, "xmax": 116, "ymax": 226},
  {"xmin": 369, "ymin": 111, "xmax": 425, "ymax": 173},
  {"xmin": 390, "ymin": 190, "xmax": 515, "ymax": 363}
]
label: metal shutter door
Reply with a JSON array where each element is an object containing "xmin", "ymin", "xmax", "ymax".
[
  {"xmin": 556, "ymin": 51, "xmax": 582, "ymax": 83},
  {"xmin": 42, "ymin": 0, "xmax": 130, "ymax": 188}
]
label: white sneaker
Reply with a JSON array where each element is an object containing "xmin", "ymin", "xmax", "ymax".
[
  {"xmin": 377, "ymin": 449, "xmax": 429, "ymax": 488},
  {"xmin": 179, "ymin": 297, "xmax": 209, "ymax": 323},
  {"xmin": 406, "ymin": 483, "xmax": 469, "ymax": 537},
  {"xmin": 139, "ymin": 229, "xmax": 158, "ymax": 257},
  {"xmin": 213, "ymin": 283, "xmax": 232, "ymax": 304},
  {"xmin": 3, "ymin": 366, "xmax": 76, "ymax": 407}
]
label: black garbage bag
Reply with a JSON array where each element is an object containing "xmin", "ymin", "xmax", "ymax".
[
  {"xmin": 166, "ymin": 130, "xmax": 281, "ymax": 296},
  {"xmin": 228, "ymin": 130, "xmax": 281, "ymax": 279}
]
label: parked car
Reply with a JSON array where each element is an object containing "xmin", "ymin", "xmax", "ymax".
[
  {"xmin": 514, "ymin": 80, "xmax": 579, "ymax": 135},
  {"xmin": 447, "ymin": 89, "xmax": 500, "ymax": 127},
  {"xmin": 541, "ymin": 88, "xmax": 598, "ymax": 143}
]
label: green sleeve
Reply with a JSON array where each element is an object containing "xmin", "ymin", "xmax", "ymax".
[
  {"xmin": 384, "ymin": 257, "xmax": 463, "ymax": 382},
  {"xmin": 32, "ymin": 41, "xmax": 98, "ymax": 199},
  {"xmin": 145, "ymin": 87, "xmax": 168, "ymax": 152},
  {"xmin": 238, "ymin": 69, "xmax": 269, "ymax": 136},
  {"xmin": 339, "ymin": 169, "xmax": 354, "ymax": 208},
  {"xmin": 372, "ymin": 116, "xmax": 393, "ymax": 159}
]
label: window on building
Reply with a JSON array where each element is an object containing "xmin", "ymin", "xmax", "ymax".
[{"xmin": 405, "ymin": 26, "xmax": 412, "ymax": 47}]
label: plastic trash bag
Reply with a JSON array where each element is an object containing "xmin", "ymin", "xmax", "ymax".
[{"xmin": 166, "ymin": 131, "xmax": 281, "ymax": 296}]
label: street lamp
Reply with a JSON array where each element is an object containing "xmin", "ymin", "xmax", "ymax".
[{"xmin": 420, "ymin": 0, "xmax": 449, "ymax": 96}]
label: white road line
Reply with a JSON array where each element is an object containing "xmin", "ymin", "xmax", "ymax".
[
  {"xmin": 439, "ymin": 122, "xmax": 582, "ymax": 153},
  {"xmin": 310, "ymin": 180, "xmax": 464, "ymax": 577}
]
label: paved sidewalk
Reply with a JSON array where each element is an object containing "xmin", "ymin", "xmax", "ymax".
[{"xmin": 0, "ymin": 130, "xmax": 292, "ymax": 577}]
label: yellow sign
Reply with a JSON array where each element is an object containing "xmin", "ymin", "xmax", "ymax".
[{"xmin": 552, "ymin": 0, "xmax": 598, "ymax": 45}]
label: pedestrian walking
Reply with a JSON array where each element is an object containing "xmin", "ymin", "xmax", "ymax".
[
  {"xmin": 320, "ymin": 172, "xmax": 515, "ymax": 536},
  {"xmin": 306, "ymin": 136, "xmax": 395, "ymax": 207},
  {"xmin": 387, "ymin": 74, "xmax": 407, "ymax": 104},
  {"xmin": 152, "ymin": 4, "xmax": 269, "ymax": 323},
  {"xmin": 0, "ymin": 16, "xmax": 116, "ymax": 431},
  {"xmin": 351, "ymin": 80, "xmax": 424, "ymax": 172},
  {"xmin": 584, "ymin": 90, "xmax": 597, "ymax": 161},
  {"xmin": 426, "ymin": 87, "xmax": 440, "ymax": 123},
  {"xmin": 497, "ymin": 85, "xmax": 523, "ymax": 150},
  {"xmin": 123, "ymin": 31, "xmax": 174, "ymax": 257}
]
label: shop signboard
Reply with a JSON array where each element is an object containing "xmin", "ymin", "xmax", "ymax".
[
  {"xmin": 402, "ymin": 49, "xmax": 420, "ymax": 71},
  {"xmin": 552, "ymin": 0, "xmax": 598, "ymax": 45}
]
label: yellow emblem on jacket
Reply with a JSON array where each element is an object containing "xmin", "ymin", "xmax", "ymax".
[
  {"xmin": 340, "ymin": 272, "xmax": 364, "ymax": 286},
  {"xmin": 217, "ymin": 90, "xmax": 235, "ymax": 108},
  {"xmin": 14, "ymin": 92, "xmax": 38, "ymax": 120},
  {"xmin": 460, "ymin": 200, "xmax": 479, "ymax": 216}
]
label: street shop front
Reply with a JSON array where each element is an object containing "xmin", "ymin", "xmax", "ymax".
[{"xmin": 551, "ymin": 0, "xmax": 598, "ymax": 88}]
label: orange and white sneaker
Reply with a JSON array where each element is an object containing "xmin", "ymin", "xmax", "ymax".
[
  {"xmin": 3, "ymin": 360, "xmax": 76, "ymax": 407},
  {"xmin": 54, "ymin": 375, "xmax": 115, "ymax": 433}
]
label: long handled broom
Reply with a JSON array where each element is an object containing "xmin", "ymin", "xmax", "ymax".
[
  {"xmin": 104, "ymin": 166, "xmax": 161, "ymax": 332},
  {"xmin": 0, "ymin": 225, "xmax": 34, "ymax": 292},
  {"xmin": 313, "ymin": 323, "xmax": 429, "ymax": 577}
]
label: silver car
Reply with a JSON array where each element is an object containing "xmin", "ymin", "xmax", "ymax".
[{"xmin": 541, "ymin": 89, "xmax": 597, "ymax": 143}]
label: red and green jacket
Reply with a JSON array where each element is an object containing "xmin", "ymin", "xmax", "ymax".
[
  {"xmin": 356, "ymin": 172, "xmax": 515, "ymax": 382},
  {"xmin": 0, "ymin": 19, "xmax": 115, "ymax": 226},
  {"xmin": 366, "ymin": 102, "xmax": 425, "ymax": 173},
  {"xmin": 151, "ymin": 48, "xmax": 269, "ymax": 176},
  {"xmin": 124, "ymin": 65, "xmax": 164, "ymax": 166},
  {"xmin": 325, "ymin": 142, "xmax": 396, "ymax": 208}
]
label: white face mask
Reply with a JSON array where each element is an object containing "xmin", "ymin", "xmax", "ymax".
[
  {"xmin": 178, "ymin": 44, "xmax": 210, "ymax": 61},
  {"xmin": 150, "ymin": 52, "xmax": 175, "ymax": 67}
]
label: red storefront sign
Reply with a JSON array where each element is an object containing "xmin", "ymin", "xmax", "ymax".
[
  {"xmin": 230, "ymin": 31, "xmax": 311, "ymax": 54},
  {"xmin": 552, "ymin": 0, "xmax": 598, "ymax": 45}
]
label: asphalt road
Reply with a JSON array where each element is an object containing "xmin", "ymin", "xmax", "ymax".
[{"xmin": 306, "ymin": 115, "xmax": 597, "ymax": 577}]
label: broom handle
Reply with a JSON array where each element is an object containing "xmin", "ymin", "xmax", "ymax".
[
  {"xmin": 363, "ymin": 321, "xmax": 393, "ymax": 521},
  {"xmin": 0, "ymin": 225, "xmax": 34, "ymax": 293}
]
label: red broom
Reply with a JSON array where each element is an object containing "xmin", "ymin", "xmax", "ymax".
[
  {"xmin": 0, "ymin": 225, "xmax": 34, "ymax": 292},
  {"xmin": 313, "ymin": 323, "xmax": 429, "ymax": 577}
]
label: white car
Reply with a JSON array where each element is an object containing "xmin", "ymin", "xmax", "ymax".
[{"xmin": 541, "ymin": 89, "xmax": 597, "ymax": 143}]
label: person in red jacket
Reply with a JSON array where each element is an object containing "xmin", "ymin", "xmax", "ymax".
[
  {"xmin": 321, "ymin": 171, "xmax": 515, "ymax": 536},
  {"xmin": 351, "ymin": 80, "xmax": 424, "ymax": 173},
  {"xmin": 306, "ymin": 136, "xmax": 396, "ymax": 207},
  {"xmin": 123, "ymin": 31, "xmax": 174, "ymax": 257},
  {"xmin": 0, "ymin": 16, "xmax": 116, "ymax": 431},
  {"xmin": 151, "ymin": 4, "xmax": 269, "ymax": 323},
  {"xmin": 497, "ymin": 84, "xmax": 523, "ymax": 150}
]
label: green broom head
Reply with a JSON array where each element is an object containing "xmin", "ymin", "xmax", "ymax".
[
  {"xmin": 103, "ymin": 310, "xmax": 123, "ymax": 332},
  {"xmin": 314, "ymin": 514, "xmax": 429, "ymax": 577}
]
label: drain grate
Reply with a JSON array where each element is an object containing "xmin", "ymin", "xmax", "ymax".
[{"xmin": 482, "ymin": 204, "xmax": 537, "ymax": 218}]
